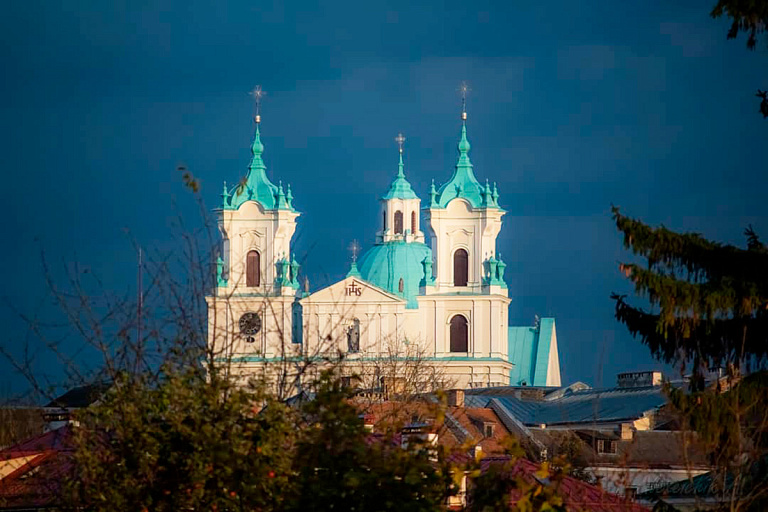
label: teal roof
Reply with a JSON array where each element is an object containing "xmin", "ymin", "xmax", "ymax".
[
  {"xmin": 382, "ymin": 152, "xmax": 418, "ymax": 200},
  {"xmin": 357, "ymin": 240, "xmax": 432, "ymax": 309},
  {"xmin": 222, "ymin": 125, "xmax": 294, "ymax": 211},
  {"xmin": 431, "ymin": 121, "xmax": 500, "ymax": 210},
  {"xmin": 508, "ymin": 318, "xmax": 556, "ymax": 386}
]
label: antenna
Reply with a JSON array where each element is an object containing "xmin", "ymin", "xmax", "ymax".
[{"xmin": 136, "ymin": 247, "xmax": 143, "ymax": 373}]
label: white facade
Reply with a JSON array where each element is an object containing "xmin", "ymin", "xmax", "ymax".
[{"xmin": 206, "ymin": 113, "xmax": 562, "ymax": 392}]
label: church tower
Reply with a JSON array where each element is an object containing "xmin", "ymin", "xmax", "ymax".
[
  {"xmin": 376, "ymin": 134, "xmax": 425, "ymax": 244},
  {"xmin": 423, "ymin": 98, "xmax": 507, "ymax": 296},
  {"xmin": 207, "ymin": 89, "xmax": 302, "ymax": 371},
  {"xmin": 359, "ymin": 134, "xmax": 432, "ymax": 309}
]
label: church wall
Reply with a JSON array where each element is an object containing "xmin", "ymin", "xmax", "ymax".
[
  {"xmin": 217, "ymin": 202, "xmax": 298, "ymax": 294},
  {"xmin": 424, "ymin": 199, "xmax": 504, "ymax": 295},
  {"xmin": 206, "ymin": 295, "xmax": 299, "ymax": 361}
]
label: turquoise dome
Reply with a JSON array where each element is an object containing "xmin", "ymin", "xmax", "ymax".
[{"xmin": 357, "ymin": 241, "xmax": 432, "ymax": 309}]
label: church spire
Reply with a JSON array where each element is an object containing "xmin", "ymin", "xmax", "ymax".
[
  {"xmin": 430, "ymin": 82, "xmax": 485, "ymax": 209},
  {"xmin": 227, "ymin": 86, "xmax": 292, "ymax": 211},
  {"xmin": 382, "ymin": 132, "xmax": 418, "ymax": 200}
]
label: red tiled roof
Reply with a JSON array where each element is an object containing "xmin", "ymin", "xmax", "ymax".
[
  {"xmin": 481, "ymin": 457, "xmax": 650, "ymax": 512},
  {"xmin": 0, "ymin": 426, "xmax": 73, "ymax": 510}
]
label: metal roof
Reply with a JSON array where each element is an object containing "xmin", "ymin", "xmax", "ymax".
[{"xmin": 465, "ymin": 385, "xmax": 669, "ymax": 426}]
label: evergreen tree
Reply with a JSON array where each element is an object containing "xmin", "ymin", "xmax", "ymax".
[
  {"xmin": 611, "ymin": 206, "xmax": 768, "ymax": 383},
  {"xmin": 612, "ymin": 208, "xmax": 768, "ymax": 510}
]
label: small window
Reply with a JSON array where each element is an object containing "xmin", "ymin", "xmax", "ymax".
[
  {"xmin": 449, "ymin": 315, "xmax": 468, "ymax": 352},
  {"xmin": 398, "ymin": 278, "xmax": 404, "ymax": 293},
  {"xmin": 453, "ymin": 248, "xmax": 468, "ymax": 286},
  {"xmin": 383, "ymin": 211, "xmax": 387, "ymax": 231},
  {"xmin": 411, "ymin": 211, "xmax": 417, "ymax": 233},
  {"xmin": 394, "ymin": 210, "xmax": 403, "ymax": 234},
  {"xmin": 484, "ymin": 423, "xmax": 495, "ymax": 437},
  {"xmin": 246, "ymin": 250, "xmax": 260, "ymax": 287}
]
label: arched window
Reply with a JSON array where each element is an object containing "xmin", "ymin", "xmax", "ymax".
[
  {"xmin": 394, "ymin": 210, "xmax": 403, "ymax": 235},
  {"xmin": 453, "ymin": 248, "xmax": 468, "ymax": 286},
  {"xmin": 246, "ymin": 250, "xmax": 260, "ymax": 287},
  {"xmin": 411, "ymin": 211, "xmax": 417, "ymax": 233},
  {"xmin": 347, "ymin": 318, "xmax": 360, "ymax": 353},
  {"xmin": 383, "ymin": 211, "xmax": 387, "ymax": 231},
  {"xmin": 450, "ymin": 315, "xmax": 468, "ymax": 352},
  {"xmin": 398, "ymin": 278, "xmax": 404, "ymax": 293}
]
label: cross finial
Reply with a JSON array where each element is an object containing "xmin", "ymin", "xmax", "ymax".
[
  {"xmin": 249, "ymin": 85, "xmax": 265, "ymax": 123},
  {"xmin": 348, "ymin": 239, "xmax": 361, "ymax": 262},
  {"xmin": 395, "ymin": 132, "xmax": 406, "ymax": 154},
  {"xmin": 459, "ymin": 81, "xmax": 470, "ymax": 121}
]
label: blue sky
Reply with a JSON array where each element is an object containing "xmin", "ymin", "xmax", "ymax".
[{"xmin": 1, "ymin": 1, "xmax": 766, "ymax": 395}]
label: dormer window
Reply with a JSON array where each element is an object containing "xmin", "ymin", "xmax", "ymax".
[
  {"xmin": 596, "ymin": 439, "xmax": 617, "ymax": 454},
  {"xmin": 398, "ymin": 278, "xmax": 404, "ymax": 293},
  {"xmin": 483, "ymin": 422, "xmax": 495, "ymax": 437}
]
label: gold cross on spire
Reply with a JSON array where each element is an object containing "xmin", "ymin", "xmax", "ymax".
[
  {"xmin": 249, "ymin": 85, "xmax": 265, "ymax": 123},
  {"xmin": 395, "ymin": 132, "xmax": 406, "ymax": 154},
  {"xmin": 459, "ymin": 81, "xmax": 470, "ymax": 120},
  {"xmin": 348, "ymin": 239, "xmax": 361, "ymax": 262}
]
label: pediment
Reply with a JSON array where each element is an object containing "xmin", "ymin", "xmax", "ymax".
[{"xmin": 301, "ymin": 277, "xmax": 405, "ymax": 305}]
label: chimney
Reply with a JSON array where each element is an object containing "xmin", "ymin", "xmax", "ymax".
[
  {"xmin": 619, "ymin": 423, "xmax": 633, "ymax": 440},
  {"xmin": 447, "ymin": 389, "xmax": 465, "ymax": 408},
  {"xmin": 362, "ymin": 413, "xmax": 375, "ymax": 433}
]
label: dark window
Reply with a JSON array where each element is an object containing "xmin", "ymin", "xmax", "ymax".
[
  {"xmin": 450, "ymin": 315, "xmax": 468, "ymax": 352},
  {"xmin": 347, "ymin": 318, "xmax": 360, "ymax": 353},
  {"xmin": 246, "ymin": 250, "xmax": 260, "ymax": 287},
  {"xmin": 398, "ymin": 278, "xmax": 404, "ymax": 293},
  {"xmin": 411, "ymin": 211, "xmax": 417, "ymax": 233},
  {"xmin": 394, "ymin": 210, "xmax": 403, "ymax": 234},
  {"xmin": 596, "ymin": 439, "xmax": 617, "ymax": 454},
  {"xmin": 383, "ymin": 211, "xmax": 387, "ymax": 230},
  {"xmin": 453, "ymin": 248, "xmax": 468, "ymax": 286},
  {"xmin": 484, "ymin": 423, "xmax": 495, "ymax": 437}
]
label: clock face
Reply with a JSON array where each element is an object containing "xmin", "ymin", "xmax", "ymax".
[{"xmin": 239, "ymin": 312, "xmax": 262, "ymax": 335}]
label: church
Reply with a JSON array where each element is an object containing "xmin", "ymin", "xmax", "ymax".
[{"xmin": 206, "ymin": 99, "xmax": 561, "ymax": 390}]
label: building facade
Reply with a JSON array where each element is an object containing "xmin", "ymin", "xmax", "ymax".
[{"xmin": 206, "ymin": 106, "xmax": 561, "ymax": 390}]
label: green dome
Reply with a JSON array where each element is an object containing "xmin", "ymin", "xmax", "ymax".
[
  {"xmin": 432, "ymin": 121, "xmax": 499, "ymax": 210},
  {"xmin": 358, "ymin": 241, "xmax": 432, "ymax": 309},
  {"xmin": 223, "ymin": 125, "xmax": 294, "ymax": 211}
]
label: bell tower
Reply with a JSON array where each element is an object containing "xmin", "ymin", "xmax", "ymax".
[
  {"xmin": 376, "ymin": 133, "xmax": 425, "ymax": 244},
  {"xmin": 207, "ymin": 87, "xmax": 302, "ymax": 378},
  {"xmin": 423, "ymin": 88, "xmax": 507, "ymax": 295},
  {"xmin": 215, "ymin": 88, "xmax": 300, "ymax": 296}
]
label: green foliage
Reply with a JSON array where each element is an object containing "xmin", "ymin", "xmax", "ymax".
[
  {"xmin": 64, "ymin": 367, "xmax": 295, "ymax": 512},
  {"xmin": 465, "ymin": 439, "xmax": 567, "ymax": 512},
  {"xmin": 62, "ymin": 368, "xmax": 463, "ymax": 512},
  {"xmin": 611, "ymin": 207, "xmax": 768, "ymax": 377},
  {"xmin": 287, "ymin": 373, "xmax": 456, "ymax": 512},
  {"xmin": 711, "ymin": 0, "xmax": 768, "ymax": 50},
  {"xmin": 613, "ymin": 210, "xmax": 768, "ymax": 509},
  {"xmin": 665, "ymin": 372, "xmax": 768, "ymax": 509}
]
